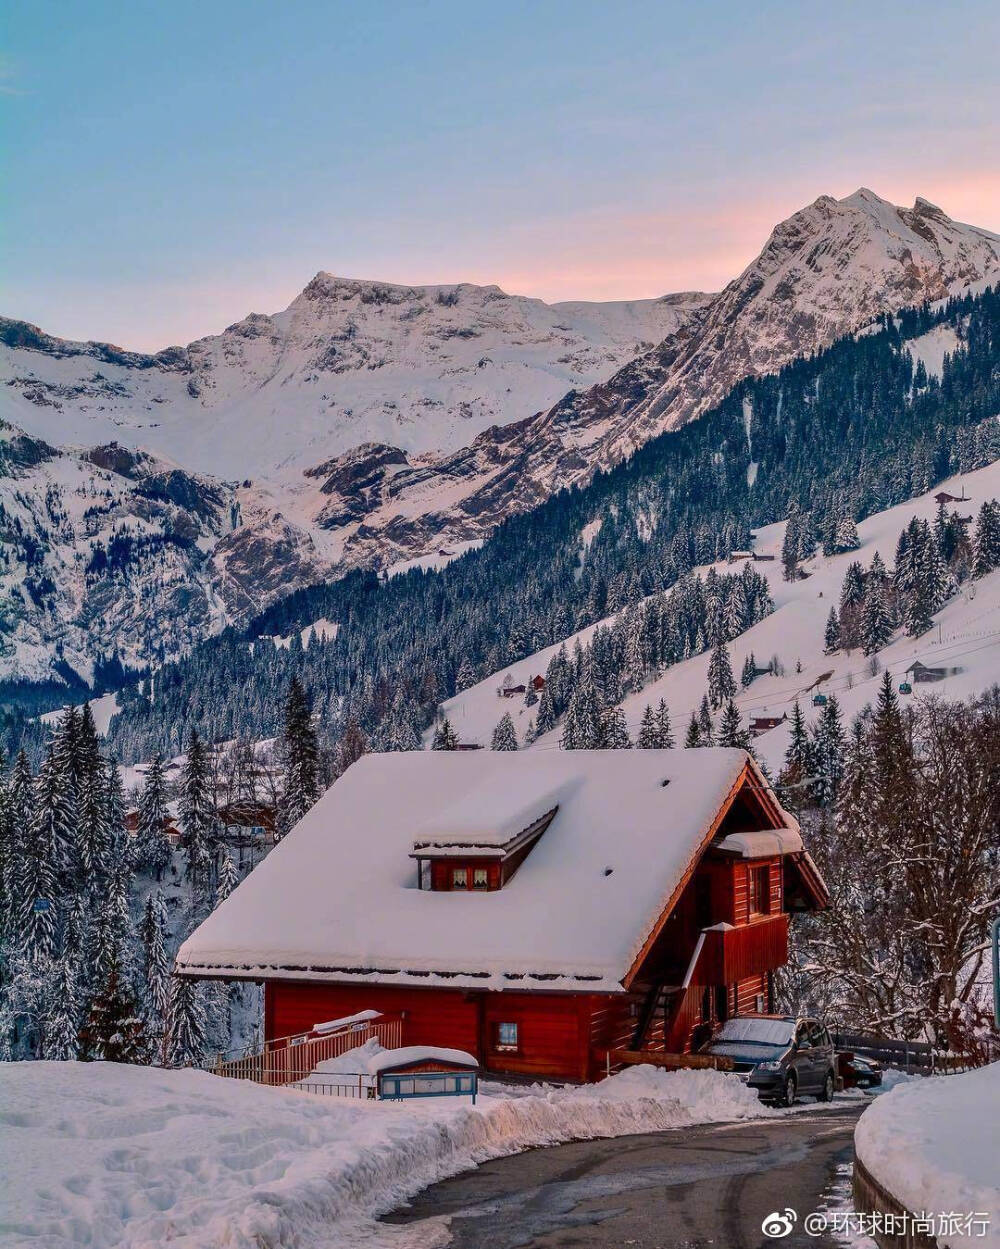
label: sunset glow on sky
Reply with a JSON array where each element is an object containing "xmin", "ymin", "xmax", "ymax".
[{"xmin": 6, "ymin": 0, "xmax": 999, "ymax": 349}]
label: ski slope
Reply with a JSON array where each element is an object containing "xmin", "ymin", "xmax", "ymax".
[{"xmin": 438, "ymin": 459, "xmax": 1000, "ymax": 772}]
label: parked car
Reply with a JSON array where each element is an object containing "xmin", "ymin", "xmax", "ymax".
[
  {"xmin": 700, "ymin": 1014, "xmax": 837, "ymax": 1106},
  {"xmin": 838, "ymin": 1052, "xmax": 883, "ymax": 1089}
]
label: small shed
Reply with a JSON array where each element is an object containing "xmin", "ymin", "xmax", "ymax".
[
  {"xmin": 907, "ymin": 660, "xmax": 962, "ymax": 684},
  {"xmin": 749, "ymin": 714, "xmax": 787, "ymax": 737},
  {"xmin": 367, "ymin": 1046, "xmax": 480, "ymax": 1102}
]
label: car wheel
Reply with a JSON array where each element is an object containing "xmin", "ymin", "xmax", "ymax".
[
  {"xmin": 820, "ymin": 1071, "xmax": 834, "ymax": 1102},
  {"xmin": 780, "ymin": 1072, "xmax": 797, "ymax": 1107}
]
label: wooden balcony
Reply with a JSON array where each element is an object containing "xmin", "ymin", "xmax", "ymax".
[{"xmin": 698, "ymin": 913, "xmax": 788, "ymax": 984}]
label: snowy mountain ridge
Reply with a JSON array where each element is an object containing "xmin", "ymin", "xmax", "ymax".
[
  {"xmin": 3, "ymin": 188, "xmax": 999, "ymax": 690},
  {"xmin": 2, "ymin": 278, "xmax": 708, "ymax": 476}
]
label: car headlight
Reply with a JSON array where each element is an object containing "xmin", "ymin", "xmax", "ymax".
[{"xmin": 755, "ymin": 1061, "xmax": 783, "ymax": 1072}]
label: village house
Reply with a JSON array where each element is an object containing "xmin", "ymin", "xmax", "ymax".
[{"xmin": 177, "ymin": 750, "xmax": 828, "ymax": 1083}]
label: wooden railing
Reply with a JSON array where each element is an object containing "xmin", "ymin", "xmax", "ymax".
[{"xmin": 207, "ymin": 1013, "xmax": 404, "ymax": 1086}]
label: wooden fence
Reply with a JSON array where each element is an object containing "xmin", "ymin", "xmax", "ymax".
[
  {"xmin": 832, "ymin": 1031, "xmax": 979, "ymax": 1074},
  {"xmin": 206, "ymin": 1012, "xmax": 404, "ymax": 1086}
]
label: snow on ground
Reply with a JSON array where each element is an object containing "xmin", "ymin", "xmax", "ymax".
[
  {"xmin": 438, "ymin": 459, "xmax": 1000, "ymax": 768},
  {"xmin": 906, "ymin": 322, "xmax": 963, "ymax": 379},
  {"xmin": 40, "ymin": 691, "xmax": 119, "ymax": 735},
  {"xmin": 0, "ymin": 1059, "xmax": 773, "ymax": 1249},
  {"xmin": 854, "ymin": 1062, "xmax": 1000, "ymax": 1248},
  {"xmin": 264, "ymin": 617, "xmax": 340, "ymax": 649}
]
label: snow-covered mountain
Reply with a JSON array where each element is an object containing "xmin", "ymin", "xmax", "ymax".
[
  {"xmin": 1, "ymin": 279, "xmax": 707, "ymax": 477},
  {"xmin": 3, "ymin": 188, "xmax": 999, "ymax": 690},
  {"xmin": 314, "ymin": 191, "xmax": 1000, "ymax": 570}
]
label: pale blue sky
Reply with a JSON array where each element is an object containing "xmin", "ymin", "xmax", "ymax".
[{"xmin": 5, "ymin": 0, "xmax": 999, "ymax": 349}]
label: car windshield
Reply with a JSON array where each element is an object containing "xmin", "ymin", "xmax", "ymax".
[
  {"xmin": 712, "ymin": 1018, "xmax": 796, "ymax": 1046},
  {"xmin": 703, "ymin": 1040, "xmax": 788, "ymax": 1062}
]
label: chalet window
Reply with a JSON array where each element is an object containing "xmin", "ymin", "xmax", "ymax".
[
  {"xmin": 473, "ymin": 868, "xmax": 489, "ymax": 890},
  {"xmin": 451, "ymin": 867, "xmax": 468, "ymax": 889},
  {"xmin": 494, "ymin": 1021, "xmax": 518, "ymax": 1051},
  {"xmin": 749, "ymin": 866, "xmax": 770, "ymax": 916}
]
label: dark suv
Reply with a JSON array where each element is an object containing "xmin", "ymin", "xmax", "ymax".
[{"xmin": 700, "ymin": 1015, "xmax": 837, "ymax": 1106}]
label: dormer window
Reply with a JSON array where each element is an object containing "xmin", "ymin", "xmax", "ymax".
[{"xmin": 411, "ymin": 805, "xmax": 560, "ymax": 891}]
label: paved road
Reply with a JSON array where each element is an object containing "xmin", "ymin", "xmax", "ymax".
[{"xmin": 383, "ymin": 1101, "xmax": 869, "ymax": 1249}]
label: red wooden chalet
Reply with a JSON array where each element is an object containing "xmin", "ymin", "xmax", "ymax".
[{"xmin": 177, "ymin": 750, "xmax": 827, "ymax": 1082}]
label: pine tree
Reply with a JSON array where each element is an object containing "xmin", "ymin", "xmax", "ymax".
[
  {"xmin": 833, "ymin": 513, "xmax": 860, "ymax": 553},
  {"xmin": 431, "ymin": 718, "xmax": 459, "ymax": 750},
  {"xmin": 601, "ymin": 706, "xmax": 632, "ymax": 749},
  {"xmin": 860, "ymin": 576, "xmax": 892, "ymax": 655},
  {"xmin": 135, "ymin": 755, "xmax": 172, "ymax": 881},
  {"xmin": 179, "ymin": 730, "xmax": 217, "ymax": 883},
  {"xmin": 782, "ymin": 506, "xmax": 801, "ymax": 581},
  {"xmin": 741, "ymin": 654, "xmax": 756, "ymax": 688},
  {"xmin": 820, "ymin": 605, "xmax": 840, "ymax": 653},
  {"xmin": 561, "ymin": 682, "xmax": 602, "ymax": 749},
  {"xmin": 21, "ymin": 748, "xmax": 69, "ymax": 958},
  {"xmin": 973, "ymin": 499, "xmax": 1000, "ymax": 576},
  {"xmin": 655, "ymin": 698, "xmax": 674, "ymax": 748},
  {"xmin": 335, "ymin": 717, "xmax": 367, "ymax": 774},
  {"xmin": 811, "ymin": 695, "xmax": 846, "ymax": 808},
  {"xmin": 80, "ymin": 956, "xmax": 149, "ymax": 1063},
  {"xmin": 780, "ymin": 701, "xmax": 812, "ymax": 800},
  {"xmin": 534, "ymin": 683, "xmax": 557, "ymax": 735},
  {"xmin": 164, "ymin": 975, "xmax": 207, "ymax": 1067},
  {"xmin": 698, "ymin": 696, "xmax": 715, "ymax": 746},
  {"xmin": 684, "ymin": 714, "xmax": 701, "ymax": 748},
  {"xmin": 491, "ymin": 713, "xmax": 518, "ymax": 751},
  {"xmin": 44, "ymin": 956, "xmax": 81, "ymax": 1060},
  {"xmin": 279, "ymin": 677, "xmax": 320, "ymax": 834},
  {"xmin": 707, "ymin": 642, "xmax": 736, "ymax": 710},
  {"xmin": 636, "ymin": 704, "xmax": 657, "ymax": 748},
  {"xmin": 139, "ymin": 891, "xmax": 170, "ymax": 1031},
  {"xmin": 456, "ymin": 657, "xmax": 478, "ymax": 691},
  {"xmin": 718, "ymin": 700, "xmax": 750, "ymax": 751},
  {"xmin": 215, "ymin": 852, "xmax": 240, "ymax": 906}
]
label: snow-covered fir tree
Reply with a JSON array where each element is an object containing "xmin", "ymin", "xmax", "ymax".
[
  {"xmin": 279, "ymin": 676, "xmax": 320, "ymax": 834},
  {"xmin": 431, "ymin": 717, "xmax": 459, "ymax": 750},
  {"xmin": 164, "ymin": 974, "xmax": 207, "ymax": 1068},
  {"xmin": 135, "ymin": 755, "xmax": 172, "ymax": 881},
  {"xmin": 707, "ymin": 642, "xmax": 736, "ymax": 710},
  {"xmin": 490, "ymin": 712, "xmax": 518, "ymax": 751},
  {"xmin": 600, "ymin": 706, "xmax": 632, "ymax": 749},
  {"xmin": 179, "ymin": 730, "xmax": 217, "ymax": 887}
]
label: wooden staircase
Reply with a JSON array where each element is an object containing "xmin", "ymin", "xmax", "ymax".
[{"xmin": 631, "ymin": 982, "xmax": 682, "ymax": 1051}]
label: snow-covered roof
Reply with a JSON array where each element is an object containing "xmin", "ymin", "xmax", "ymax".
[
  {"xmin": 410, "ymin": 768, "xmax": 564, "ymax": 855},
  {"xmin": 364, "ymin": 1046, "xmax": 479, "ymax": 1075},
  {"xmin": 177, "ymin": 748, "xmax": 787, "ymax": 992},
  {"xmin": 714, "ymin": 828, "xmax": 803, "ymax": 858}
]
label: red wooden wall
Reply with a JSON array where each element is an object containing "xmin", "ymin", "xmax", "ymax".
[{"xmin": 266, "ymin": 981, "xmax": 618, "ymax": 1082}]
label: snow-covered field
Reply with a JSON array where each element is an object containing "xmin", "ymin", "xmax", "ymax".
[
  {"xmin": 438, "ymin": 458, "xmax": 1000, "ymax": 769},
  {"xmin": 0, "ymin": 1059, "xmax": 772, "ymax": 1249},
  {"xmin": 855, "ymin": 1062, "xmax": 1000, "ymax": 1249}
]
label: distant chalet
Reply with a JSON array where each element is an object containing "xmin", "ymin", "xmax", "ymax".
[{"xmin": 178, "ymin": 750, "xmax": 828, "ymax": 1082}]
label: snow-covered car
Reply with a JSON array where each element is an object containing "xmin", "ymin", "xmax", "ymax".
[{"xmin": 700, "ymin": 1015, "xmax": 837, "ymax": 1106}]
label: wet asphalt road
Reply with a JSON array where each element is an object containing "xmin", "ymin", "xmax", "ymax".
[{"xmin": 383, "ymin": 1101, "xmax": 868, "ymax": 1249}]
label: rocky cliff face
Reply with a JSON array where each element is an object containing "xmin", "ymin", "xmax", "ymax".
[{"xmin": 2, "ymin": 189, "xmax": 998, "ymax": 688}]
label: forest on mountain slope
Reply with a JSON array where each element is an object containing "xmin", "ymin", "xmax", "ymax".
[{"xmin": 8, "ymin": 287, "xmax": 998, "ymax": 766}]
